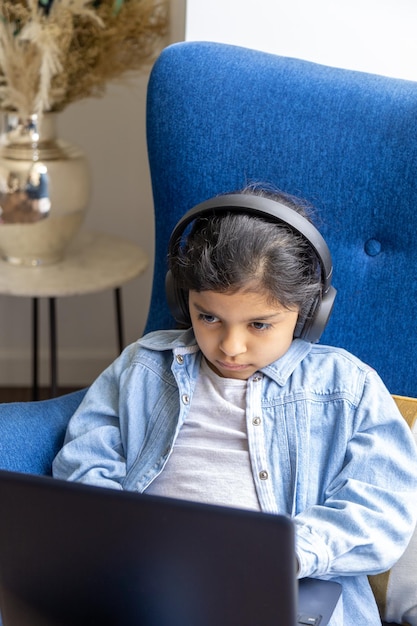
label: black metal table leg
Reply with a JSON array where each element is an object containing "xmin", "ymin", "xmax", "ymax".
[
  {"xmin": 32, "ymin": 298, "xmax": 39, "ymax": 401},
  {"xmin": 114, "ymin": 287, "xmax": 124, "ymax": 353},
  {"xmin": 31, "ymin": 290, "xmax": 123, "ymax": 401},
  {"xmin": 49, "ymin": 297, "xmax": 58, "ymax": 398}
]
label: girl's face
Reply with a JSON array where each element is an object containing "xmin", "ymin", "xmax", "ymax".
[{"xmin": 189, "ymin": 288, "xmax": 299, "ymax": 380}]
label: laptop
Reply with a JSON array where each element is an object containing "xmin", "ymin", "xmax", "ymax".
[{"xmin": 0, "ymin": 470, "xmax": 341, "ymax": 626}]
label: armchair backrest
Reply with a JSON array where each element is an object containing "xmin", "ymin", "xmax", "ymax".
[{"xmin": 145, "ymin": 41, "xmax": 417, "ymax": 397}]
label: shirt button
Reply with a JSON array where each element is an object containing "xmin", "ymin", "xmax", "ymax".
[
  {"xmin": 181, "ymin": 394, "xmax": 190, "ymax": 405},
  {"xmin": 259, "ymin": 470, "xmax": 269, "ymax": 480},
  {"xmin": 176, "ymin": 354, "xmax": 184, "ymax": 364},
  {"xmin": 252, "ymin": 375, "xmax": 262, "ymax": 382},
  {"xmin": 252, "ymin": 417, "xmax": 261, "ymax": 426}
]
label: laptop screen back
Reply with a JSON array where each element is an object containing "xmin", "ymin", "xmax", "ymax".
[{"xmin": 0, "ymin": 470, "xmax": 299, "ymax": 626}]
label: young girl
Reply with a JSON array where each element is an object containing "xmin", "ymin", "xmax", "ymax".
[{"xmin": 53, "ymin": 186, "xmax": 417, "ymax": 625}]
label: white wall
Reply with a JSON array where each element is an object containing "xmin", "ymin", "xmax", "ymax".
[
  {"xmin": 0, "ymin": 0, "xmax": 186, "ymax": 388},
  {"xmin": 186, "ymin": 0, "xmax": 417, "ymax": 81}
]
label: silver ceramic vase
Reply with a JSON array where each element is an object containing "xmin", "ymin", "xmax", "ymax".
[{"xmin": 0, "ymin": 112, "xmax": 90, "ymax": 266}]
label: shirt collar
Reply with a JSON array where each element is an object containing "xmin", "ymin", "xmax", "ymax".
[
  {"xmin": 260, "ymin": 339, "xmax": 313, "ymax": 386},
  {"xmin": 138, "ymin": 327, "xmax": 198, "ymax": 352}
]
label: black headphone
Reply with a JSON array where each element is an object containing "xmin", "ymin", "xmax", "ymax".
[{"xmin": 166, "ymin": 194, "xmax": 337, "ymax": 343}]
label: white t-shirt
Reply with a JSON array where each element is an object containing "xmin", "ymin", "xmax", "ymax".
[{"xmin": 146, "ymin": 358, "xmax": 260, "ymax": 511}]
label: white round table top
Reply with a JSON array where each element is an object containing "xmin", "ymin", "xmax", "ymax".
[{"xmin": 0, "ymin": 230, "xmax": 149, "ymax": 298}]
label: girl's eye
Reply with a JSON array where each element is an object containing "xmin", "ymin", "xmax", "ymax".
[
  {"xmin": 251, "ymin": 322, "xmax": 271, "ymax": 331},
  {"xmin": 199, "ymin": 314, "xmax": 219, "ymax": 324}
]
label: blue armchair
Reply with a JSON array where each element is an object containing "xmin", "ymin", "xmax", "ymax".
[{"xmin": 1, "ymin": 41, "xmax": 416, "ymax": 625}]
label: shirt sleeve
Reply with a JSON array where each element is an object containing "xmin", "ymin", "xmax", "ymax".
[
  {"xmin": 294, "ymin": 371, "xmax": 417, "ymax": 579},
  {"xmin": 52, "ymin": 347, "xmax": 135, "ymax": 490}
]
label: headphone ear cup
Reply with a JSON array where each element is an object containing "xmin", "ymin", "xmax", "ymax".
[
  {"xmin": 295, "ymin": 286, "xmax": 337, "ymax": 343},
  {"xmin": 165, "ymin": 270, "xmax": 191, "ymax": 327}
]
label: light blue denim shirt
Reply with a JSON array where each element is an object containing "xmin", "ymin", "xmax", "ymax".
[{"xmin": 53, "ymin": 329, "xmax": 417, "ymax": 625}]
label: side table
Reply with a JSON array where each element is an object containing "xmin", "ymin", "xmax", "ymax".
[{"xmin": 0, "ymin": 231, "xmax": 149, "ymax": 399}]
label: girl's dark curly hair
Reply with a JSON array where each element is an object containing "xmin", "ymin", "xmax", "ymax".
[{"xmin": 169, "ymin": 185, "xmax": 323, "ymax": 320}]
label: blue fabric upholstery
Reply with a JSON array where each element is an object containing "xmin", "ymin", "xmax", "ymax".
[
  {"xmin": 0, "ymin": 389, "xmax": 87, "ymax": 475},
  {"xmin": 145, "ymin": 41, "xmax": 417, "ymax": 398}
]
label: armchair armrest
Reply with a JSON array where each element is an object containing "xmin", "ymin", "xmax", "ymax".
[
  {"xmin": 369, "ymin": 395, "xmax": 417, "ymax": 626},
  {"xmin": 0, "ymin": 389, "xmax": 87, "ymax": 476}
]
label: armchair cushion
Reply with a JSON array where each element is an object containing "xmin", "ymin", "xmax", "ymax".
[{"xmin": 369, "ymin": 395, "xmax": 417, "ymax": 626}]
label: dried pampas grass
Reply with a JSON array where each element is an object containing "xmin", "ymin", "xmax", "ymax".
[{"xmin": 0, "ymin": 0, "xmax": 168, "ymax": 119}]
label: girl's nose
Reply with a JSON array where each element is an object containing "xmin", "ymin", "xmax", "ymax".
[{"xmin": 219, "ymin": 328, "xmax": 247, "ymax": 357}]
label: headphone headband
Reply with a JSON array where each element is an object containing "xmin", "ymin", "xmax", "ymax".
[
  {"xmin": 170, "ymin": 194, "xmax": 333, "ymax": 295},
  {"xmin": 166, "ymin": 193, "xmax": 336, "ymax": 342}
]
